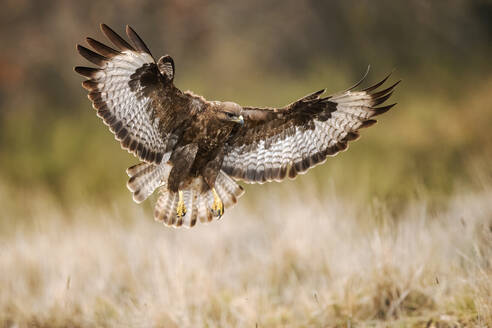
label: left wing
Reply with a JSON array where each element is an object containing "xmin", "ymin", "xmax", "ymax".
[
  {"xmin": 222, "ymin": 70, "xmax": 399, "ymax": 183},
  {"xmin": 75, "ymin": 24, "xmax": 190, "ymax": 164}
]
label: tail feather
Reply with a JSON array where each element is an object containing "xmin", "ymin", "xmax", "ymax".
[
  {"xmin": 154, "ymin": 190, "xmax": 176, "ymax": 224},
  {"xmin": 214, "ymin": 180, "xmax": 231, "ymax": 207},
  {"xmin": 153, "ymin": 170, "xmax": 245, "ymax": 228},
  {"xmin": 153, "ymin": 191, "xmax": 170, "ymax": 221},
  {"xmin": 168, "ymin": 193, "xmax": 179, "ymax": 226},
  {"xmin": 126, "ymin": 162, "xmax": 148, "ymax": 177},
  {"xmin": 197, "ymin": 190, "xmax": 214, "ymax": 224},
  {"xmin": 126, "ymin": 162, "xmax": 172, "ymax": 203},
  {"xmin": 215, "ymin": 171, "xmax": 245, "ymax": 207},
  {"xmin": 185, "ymin": 189, "xmax": 199, "ymax": 227}
]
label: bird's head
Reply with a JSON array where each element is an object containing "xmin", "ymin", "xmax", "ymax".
[{"xmin": 214, "ymin": 101, "xmax": 244, "ymax": 125}]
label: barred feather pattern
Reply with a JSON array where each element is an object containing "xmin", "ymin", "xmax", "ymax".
[
  {"xmin": 126, "ymin": 161, "xmax": 172, "ymax": 203},
  {"xmin": 153, "ymin": 171, "xmax": 245, "ymax": 228},
  {"xmin": 75, "ymin": 25, "xmax": 174, "ymax": 164},
  {"xmin": 222, "ymin": 76, "xmax": 399, "ymax": 183},
  {"xmin": 75, "ymin": 25, "xmax": 399, "ymax": 228}
]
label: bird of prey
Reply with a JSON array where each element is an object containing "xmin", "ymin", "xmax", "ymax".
[{"xmin": 75, "ymin": 24, "xmax": 399, "ymax": 228}]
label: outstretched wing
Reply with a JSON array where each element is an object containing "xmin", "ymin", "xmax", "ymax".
[
  {"xmin": 75, "ymin": 24, "xmax": 190, "ymax": 164},
  {"xmin": 222, "ymin": 69, "xmax": 399, "ymax": 183}
]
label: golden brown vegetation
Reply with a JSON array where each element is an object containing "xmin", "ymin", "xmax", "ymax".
[
  {"xmin": 1, "ymin": 1, "xmax": 492, "ymax": 326},
  {"xmin": 1, "ymin": 182, "xmax": 491, "ymax": 327}
]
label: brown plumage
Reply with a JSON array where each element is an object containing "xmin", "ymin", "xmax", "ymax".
[{"xmin": 75, "ymin": 24, "xmax": 400, "ymax": 228}]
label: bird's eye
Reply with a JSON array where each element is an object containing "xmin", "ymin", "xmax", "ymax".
[{"xmin": 225, "ymin": 112, "xmax": 234, "ymax": 118}]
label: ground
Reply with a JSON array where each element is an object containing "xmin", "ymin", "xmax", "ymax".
[{"xmin": 1, "ymin": 183, "xmax": 490, "ymax": 327}]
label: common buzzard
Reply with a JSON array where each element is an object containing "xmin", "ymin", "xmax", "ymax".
[{"xmin": 75, "ymin": 24, "xmax": 399, "ymax": 228}]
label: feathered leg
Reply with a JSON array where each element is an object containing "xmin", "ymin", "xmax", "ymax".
[{"xmin": 153, "ymin": 171, "xmax": 244, "ymax": 228}]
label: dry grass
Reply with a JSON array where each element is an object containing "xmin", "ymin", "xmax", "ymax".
[
  {"xmin": 2, "ymin": 4, "xmax": 491, "ymax": 326},
  {"xmin": 0, "ymin": 183, "xmax": 491, "ymax": 327}
]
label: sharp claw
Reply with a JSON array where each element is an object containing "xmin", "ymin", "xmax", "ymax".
[
  {"xmin": 176, "ymin": 190, "xmax": 187, "ymax": 218},
  {"xmin": 177, "ymin": 208, "xmax": 186, "ymax": 218},
  {"xmin": 211, "ymin": 188, "xmax": 224, "ymax": 218},
  {"xmin": 209, "ymin": 207, "xmax": 223, "ymax": 218}
]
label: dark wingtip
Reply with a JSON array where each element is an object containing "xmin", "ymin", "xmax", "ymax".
[
  {"xmin": 362, "ymin": 70, "xmax": 393, "ymax": 92},
  {"xmin": 302, "ymin": 88, "xmax": 326, "ymax": 101},
  {"xmin": 360, "ymin": 119, "xmax": 377, "ymax": 129},
  {"xmin": 312, "ymin": 88, "xmax": 326, "ymax": 97},
  {"xmin": 86, "ymin": 37, "xmax": 121, "ymax": 58},
  {"xmin": 125, "ymin": 24, "xmax": 153, "ymax": 56},
  {"xmin": 77, "ymin": 44, "xmax": 107, "ymax": 66},
  {"xmin": 99, "ymin": 23, "xmax": 109, "ymax": 37},
  {"xmin": 100, "ymin": 23, "xmax": 135, "ymax": 51},
  {"xmin": 371, "ymin": 103, "xmax": 397, "ymax": 116},
  {"xmin": 74, "ymin": 66, "xmax": 100, "ymax": 78},
  {"xmin": 371, "ymin": 91, "xmax": 393, "ymax": 107},
  {"xmin": 345, "ymin": 65, "xmax": 371, "ymax": 92},
  {"xmin": 370, "ymin": 80, "xmax": 401, "ymax": 99}
]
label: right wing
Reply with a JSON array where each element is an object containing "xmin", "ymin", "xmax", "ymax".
[
  {"xmin": 75, "ymin": 24, "xmax": 192, "ymax": 164},
  {"xmin": 222, "ymin": 70, "xmax": 399, "ymax": 183}
]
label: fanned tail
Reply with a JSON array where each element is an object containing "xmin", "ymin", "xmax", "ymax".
[
  {"xmin": 126, "ymin": 161, "xmax": 172, "ymax": 203},
  {"xmin": 154, "ymin": 170, "xmax": 245, "ymax": 228},
  {"xmin": 214, "ymin": 171, "xmax": 245, "ymax": 208}
]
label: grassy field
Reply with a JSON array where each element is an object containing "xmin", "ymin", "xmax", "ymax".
[
  {"xmin": 1, "ymin": 2, "xmax": 492, "ymax": 325},
  {"xmin": 1, "ymin": 181, "xmax": 491, "ymax": 327},
  {"xmin": 1, "ymin": 74, "xmax": 492, "ymax": 327}
]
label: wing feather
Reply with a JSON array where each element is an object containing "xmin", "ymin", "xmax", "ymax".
[
  {"xmin": 76, "ymin": 45, "xmax": 108, "ymax": 66},
  {"xmin": 125, "ymin": 25, "xmax": 153, "ymax": 55},
  {"xmin": 75, "ymin": 24, "xmax": 195, "ymax": 164},
  {"xmin": 86, "ymin": 37, "xmax": 121, "ymax": 57},
  {"xmin": 100, "ymin": 24, "xmax": 135, "ymax": 51},
  {"xmin": 222, "ymin": 71, "xmax": 399, "ymax": 183}
]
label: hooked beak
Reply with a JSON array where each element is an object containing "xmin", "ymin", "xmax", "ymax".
[{"xmin": 232, "ymin": 115, "xmax": 244, "ymax": 126}]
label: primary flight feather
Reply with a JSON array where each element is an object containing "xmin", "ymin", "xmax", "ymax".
[{"xmin": 75, "ymin": 24, "xmax": 399, "ymax": 228}]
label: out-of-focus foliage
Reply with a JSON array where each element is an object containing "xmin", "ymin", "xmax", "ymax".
[{"xmin": 0, "ymin": 0, "xmax": 491, "ymax": 207}]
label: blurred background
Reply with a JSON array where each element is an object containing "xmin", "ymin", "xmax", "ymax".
[
  {"xmin": 1, "ymin": 0, "xmax": 491, "ymax": 211},
  {"xmin": 0, "ymin": 1, "xmax": 491, "ymax": 325}
]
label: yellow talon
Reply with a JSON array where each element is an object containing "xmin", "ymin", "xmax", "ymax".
[
  {"xmin": 176, "ymin": 190, "xmax": 187, "ymax": 218},
  {"xmin": 211, "ymin": 188, "xmax": 224, "ymax": 218}
]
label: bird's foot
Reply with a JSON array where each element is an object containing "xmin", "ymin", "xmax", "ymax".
[
  {"xmin": 176, "ymin": 190, "xmax": 187, "ymax": 218},
  {"xmin": 210, "ymin": 188, "xmax": 224, "ymax": 218}
]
